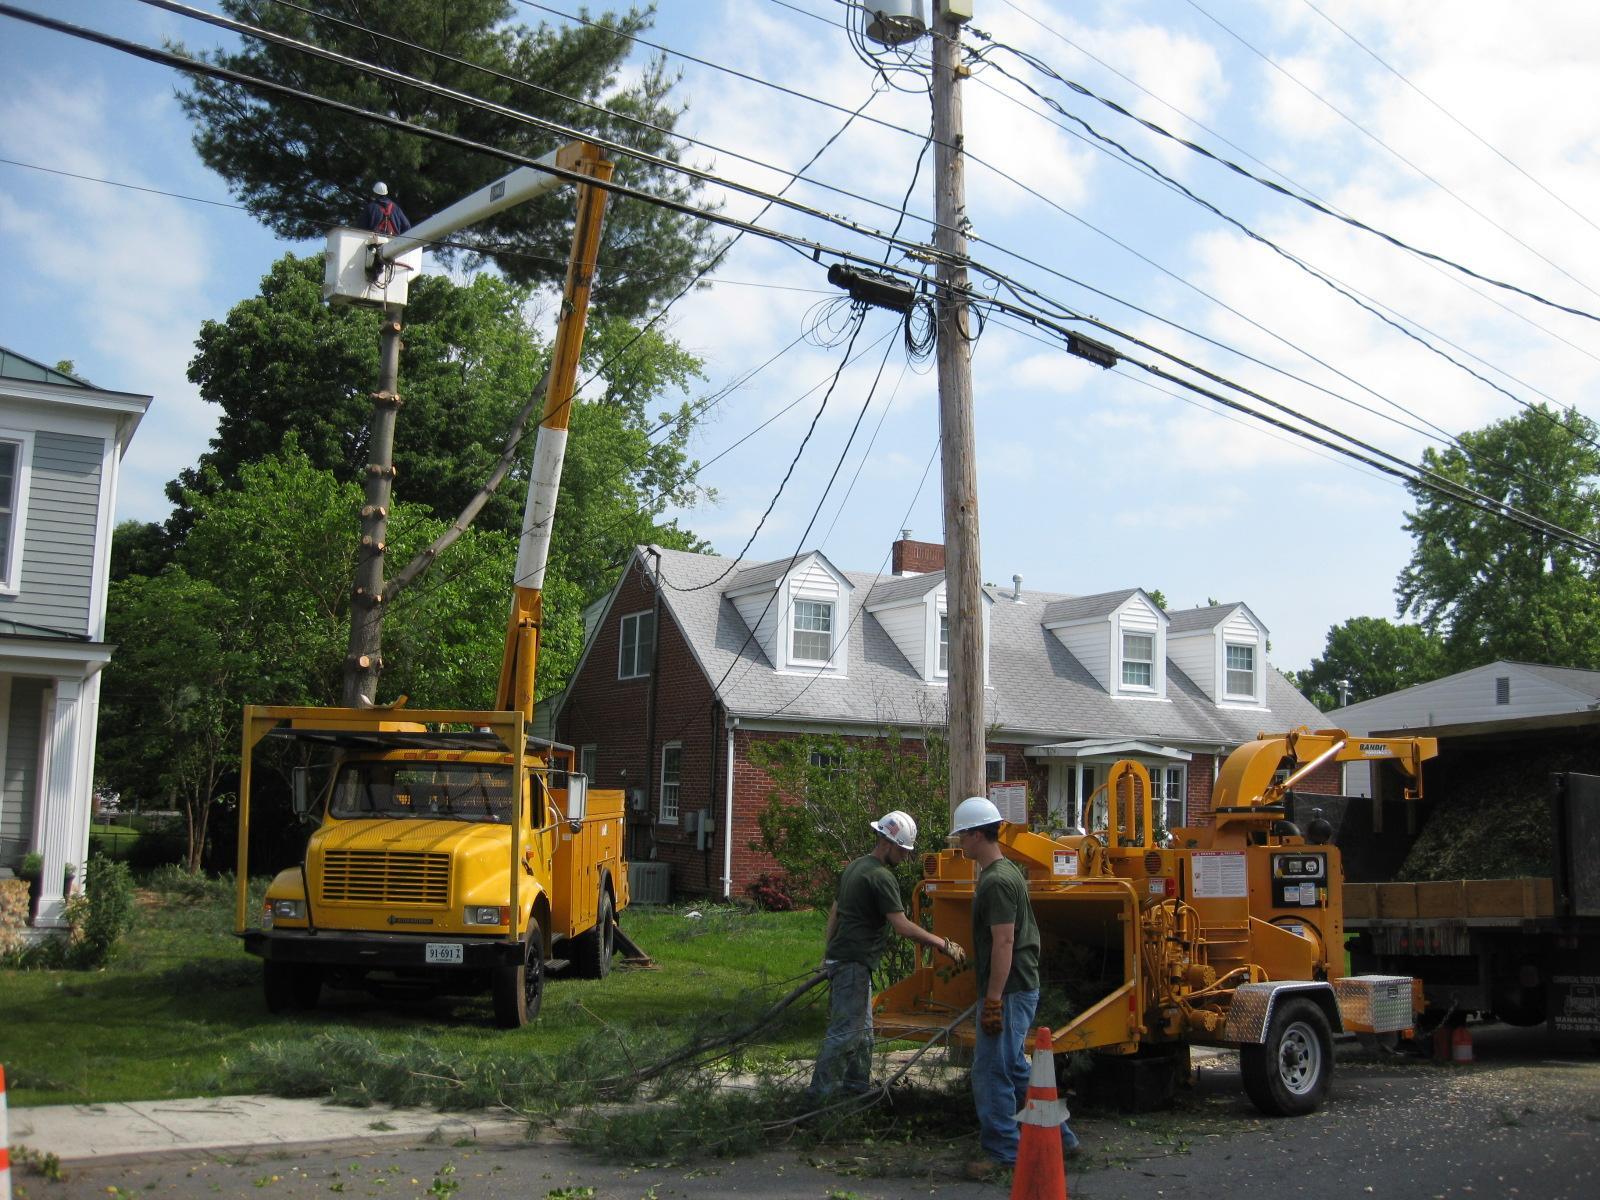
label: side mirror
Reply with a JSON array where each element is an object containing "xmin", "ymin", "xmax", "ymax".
[
  {"xmin": 565, "ymin": 774, "xmax": 588, "ymax": 823},
  {"xmin": 291, "ymin": 767, "xmax": 315, "ymax": 819}
]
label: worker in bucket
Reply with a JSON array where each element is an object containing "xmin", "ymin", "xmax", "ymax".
[
  {"xmin": 806, "ymin": 810, "xmax": 967, "ymax": 1103},
  {"xmin": 952, "ymin": 795, "xmax": 1081, "ymax": 1178},
  {"xmin": 363, "ymin": 181, "xmax": 411, "ymax": 237}
]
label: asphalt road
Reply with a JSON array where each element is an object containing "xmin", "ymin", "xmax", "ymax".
[{"xmin": 25, "ymin": 1025, "xmax": 1599, "ymax": 1200}]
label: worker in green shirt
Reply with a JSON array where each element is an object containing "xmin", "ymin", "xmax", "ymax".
[
  {"xmin": 951, "ymin": 795, "xmax": 1080, "ymax": 1177},
  {"xmin": 806, "ymin": 810, "xmax": 967, "ymax": 1103}
]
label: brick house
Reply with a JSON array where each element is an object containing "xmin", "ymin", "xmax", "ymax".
[{"xmin": 550, "ymin": 538, "xmax": 1333, "ymax": 900}]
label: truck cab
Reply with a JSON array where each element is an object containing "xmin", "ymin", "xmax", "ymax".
[{"xmin": 239, "ymin": 705, "xmax": 628, "ymax": 1027}]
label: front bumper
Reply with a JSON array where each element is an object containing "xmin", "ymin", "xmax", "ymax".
[{"xmin": 240, "ymin": 928, "xmax": 523, "ymax": 970}]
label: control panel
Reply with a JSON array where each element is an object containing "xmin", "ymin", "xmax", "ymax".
[{"xmin": 1271, "ymin": 851, "xmax": 1328, "ymax": 908}]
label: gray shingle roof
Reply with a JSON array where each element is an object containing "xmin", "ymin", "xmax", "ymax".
[
  {"xmin": 866, "ymin": 571, "xmax": 945, "ymax": 608},
  {"xmin": 647, "ymin": 547, "xmax": 1320, "ymax": 746},
  {"xmin": 1515, "ymin": 662, "xmax": 1600, "ymax": 699},
  {"xmin": 1039, "ymin": 589, "xmax": 1140, "ymax": 626},
  {"xmin": 725, "ymin": 554, "xmax": 803, "ymax": 593},
  {"xmin": 1169, "ymin": 604, "xmax": 1239, "ymax": 633}
]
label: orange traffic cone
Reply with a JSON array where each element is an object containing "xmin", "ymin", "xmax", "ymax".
[
  {"xmin": 1, "ymin": 1063, "xmax": 11, "ymax": 1200},
  {"xmin": 1011, "ymin": 1027, "xmax": 1069, "ymax": 1200}
]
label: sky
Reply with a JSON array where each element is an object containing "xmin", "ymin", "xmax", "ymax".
[{"xmin": 4, "ymin": 0, "xmax": 1600, "ymax": 673}]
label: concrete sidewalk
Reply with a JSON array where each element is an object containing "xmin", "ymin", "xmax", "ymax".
[{"xmin": 7, "ymin": 1095, "xmax": 532, "ymax": 1165}]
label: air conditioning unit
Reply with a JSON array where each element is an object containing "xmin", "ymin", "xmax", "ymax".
[{"xmin": 628, "ymin": 861, "xmax": 671, "ymax": 906}]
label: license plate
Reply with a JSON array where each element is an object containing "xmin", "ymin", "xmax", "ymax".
[{"xmin": 425, "ymin": 942, "xmax": 463, "ymax": 965}]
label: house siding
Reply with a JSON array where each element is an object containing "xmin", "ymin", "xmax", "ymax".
[
  {"xmin": 4, "ymin": 431, "xmax": 102, "ymax": 634},
  {"xmin": 1, "ymin": 677, "xmax": 44, "ymax": 867},
  {"xmin": 874, "ymin": 602, "xmax": 928, "ymax": 677},
  {"xmin": 731, "ymin": 590, "xmax": 779, "ymax": 668},
  {"xmin": 1169, "ymin": 631, "xmax": 1216, "ymax": 700},
  {"xmin": 1053, "ymin": 621, "xmax": 1111, "ymax": 691}
]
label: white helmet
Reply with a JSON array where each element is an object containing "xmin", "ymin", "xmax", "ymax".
[
  {"xmin": 951, "ymin": 795, "xmax": 1003, "ymax": 834},
  {"xmin": 372, "ymin": 181, "xmax": 390, "ymax": 197},
  {"xmin": 871, "ymin": 810, "xmax": 919, "ymax": 851}
]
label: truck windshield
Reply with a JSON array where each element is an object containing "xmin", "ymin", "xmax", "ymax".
[{"xmin": 329, "ymin": 761, "xmax": 516, "ymax": 822}]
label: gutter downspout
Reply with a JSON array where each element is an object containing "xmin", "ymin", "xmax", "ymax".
[{"xmin": 723, "ymin": 714, "xmax": 738, "ymax": 899}]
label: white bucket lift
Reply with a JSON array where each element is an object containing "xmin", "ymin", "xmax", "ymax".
[{"xmin": 323, "ymin": 227, "xmax": 423, "ymax": 308}]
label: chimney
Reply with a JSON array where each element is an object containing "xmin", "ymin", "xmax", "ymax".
[{"xmin": 892, "ymin": 532, "xmax": 945, "ymax": 576}]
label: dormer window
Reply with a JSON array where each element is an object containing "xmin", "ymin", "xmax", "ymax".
[
  {"xmin": 1121, "ymin": 632, "xmax": 1154, "ymax": 689},
  {"xmin": 1225, "ymin": 643, "xmax": 1256, "ymax": 698},
  {"xmin": 791, "ymin": 599, "xmax": 834, "ymax": 663}
]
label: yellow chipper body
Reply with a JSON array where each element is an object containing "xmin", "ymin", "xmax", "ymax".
[{"xmin": 874, "ymin": 728, "xmax": 1439, "ymax": 1115}]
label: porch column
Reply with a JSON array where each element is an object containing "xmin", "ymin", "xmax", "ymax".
[{"xmin": 32, "ymin": 677, "xmax": 91, "ymax": 927}]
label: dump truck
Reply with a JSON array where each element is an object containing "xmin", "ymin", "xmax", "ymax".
[
  {"xmin": 234, "ymin": 143, "xmax": 632, "ymax": 1027},
  {"xmin": 1343, "ymin": 770, "xmax": 1600, "ymax": 1039},
  {"xmin": 876, "ymin": 728, "xmax": 1439, "ymax": 1115}
]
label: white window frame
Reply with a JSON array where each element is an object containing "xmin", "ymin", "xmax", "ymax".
[
  {"xmin": 1121, "ymin": 630, "xmax": 1155, "ymax": 690},
  {"xmin": 618, "ymin": 610, "xmax": 654, "ymax": 680},
  {"xmin": 937, "ymin": 611, "xmax": 950, "ymax": 676},
  {"xmin": 985, "ymin": 753, "xmax": 1006, "ymax": 785},
  {"xmin": 0, "ymin": 430, "xmax": 35, "ymax": 596},
  {"xmin": 659, "ymin": 742, "xmax": 682, "ymax": 824},
  {"xmin": 1146, "ymin": 764, "xmax": 1186, "ymax": 832},
  {"xmin": 579, "ymin": 744, "xmax": 597, "ymax": 783},
  {"xmin": 1224, "ymin": 642, "xmax": 1257, "ymax": 699},
  {"xmin": 790, "ymin": 598, "xmax": 835, "ymax": 664}
]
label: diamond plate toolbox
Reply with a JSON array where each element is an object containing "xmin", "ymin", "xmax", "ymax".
[{"xmin": 1335, "ymin": 975, "xmax": 1417, "ymax": 1033}]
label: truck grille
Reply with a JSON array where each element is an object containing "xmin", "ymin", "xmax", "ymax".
[{"xmin": 321, "ymin": 850, "xmax": 450, "ymax": 906}]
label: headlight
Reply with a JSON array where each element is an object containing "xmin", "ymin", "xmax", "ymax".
[
  {"xmin": 463, "ymin": 905, "xmax": 510, "ymax": 927},
  {"xmin": 263, "ymin": 898, "xmax": 305, "ymax": 927}
]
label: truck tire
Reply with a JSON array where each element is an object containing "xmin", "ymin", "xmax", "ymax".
[
  {"xmin": 572, "ymin": 887, "xmax": 616, "ymax": 980},
  {"xmin": 263, "ymin": 962, "xmax": 321, "ymax": 1013},
  {"xmin": 1241, "ymin": 997, "xmax": 1333, "ymax": 1116},
  {"xmin": 492, "ymin": 928, "xmax": 545, "ymax": 1029}
]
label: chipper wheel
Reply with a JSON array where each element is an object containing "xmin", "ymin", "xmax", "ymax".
[{"xmin": 1240, "ymin": 997, "xmax": 1333, "ymax": 1116}]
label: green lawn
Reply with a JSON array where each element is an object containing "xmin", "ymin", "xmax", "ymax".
[{"xmin": 0, "ymin": 884, "xmax": 828, "ymax": 1108}]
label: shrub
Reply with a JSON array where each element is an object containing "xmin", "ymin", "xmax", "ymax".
[
  {"xmin": 68, "ymin": 855, "xmax": 137, "ymax": 968},
  {"xmin": 17, "ymin": 851, "xmax": 42, "ymax": 881},
  {"xmin": 746, "ymin": 873, "xmax": 795, "ymax": 912}
]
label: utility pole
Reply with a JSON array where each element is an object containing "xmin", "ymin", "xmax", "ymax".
[
  {"xmin": 342, "ymin": 304, "xmax": 403, "ymax": 707},
  {"xmin": 931, "ymin": 3, "xmax": 985, "ymax": 819}
]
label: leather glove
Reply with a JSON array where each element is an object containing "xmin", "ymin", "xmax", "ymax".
[
  {"xmin": 941, "ymin": 937, "xmax": 968, "ymax": 969},
  {"xmin": 981, "ymin": 997, "xmax": 1005, "ymax": 1036}
]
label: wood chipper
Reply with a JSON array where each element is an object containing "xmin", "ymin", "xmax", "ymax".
[{"xmin": 875, "ymin": 728, "xmax": 1439, "ymax": 1115}]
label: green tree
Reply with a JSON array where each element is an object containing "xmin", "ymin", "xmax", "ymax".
[
  {"xmin": 750, "ymin": 733, "xmax": 948, "ymax": 898},
  {"xmin": 1297, "ymin": 616, "xmax": 1447, "ymax": 710},
  {"xmin": 98, "ymin": 568, "xmax": 244, "ymax": 871},
  {"xmin": 174, "ymin": 254, "xmax": 708, "ymax": 608},
  {"xmin": 109, "ymin": 520, "xmax": 174, "ymax": 582},
  {"xmin": 174, "ymin": 1, "xmax": 711, "ymax": 319},
  {"xmin": 98, "ymin": 444, "xmax": 524, "ymax": 869},
  {"xmin": 1397, "ymin": 405, "xmax": 1600, "ymax": 670}
]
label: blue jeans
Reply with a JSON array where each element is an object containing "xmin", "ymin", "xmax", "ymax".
[
  {"xmin": 807, "ymin": 960, "xmax": 874, "ymax": 1101},
  {"xmin": 972, "ymin": 989, "xmax": 1080, "ymax": 1165}
]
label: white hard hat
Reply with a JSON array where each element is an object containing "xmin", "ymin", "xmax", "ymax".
[
  {"xmin": 871, "ymin": 810, "xmax": 919, "ymax": 851},
  {"xmin": 951, "ymin": 795, "xmax": 1003, "ymax": 834},
  {"xmin": 372, "ymin": 181, "xmax": 389, "ymax": 197}
]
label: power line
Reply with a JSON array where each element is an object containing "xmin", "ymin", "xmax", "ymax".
[
  {"xmin": 1297, "ymin": 0, "xmax": 1600, "ymax": 239},
  {"xmin": 252, "ymin": 0, "xmax": 951, "ymax": 243},
  {"xmin": 1178, "ymin": 0, "xmax": 1600, "ymax": 309},
  {"xmin": 136, "ymin": 0, "xmax": 957, "ymax": 274},
  {"xmin": 963, "ymin": 41, "xmax": 1600, "ymax": 452}
]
